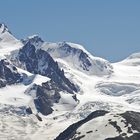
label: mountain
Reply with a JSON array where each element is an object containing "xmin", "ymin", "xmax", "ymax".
[
  {"xmin": 118, "ymin": 52, "xmax": 140, "ymax": 66},
  {"xmin": 0, "ymin": 23, "xmax": 23, "ymax": 57},
  {"xmin": 0, "ymin": 23, "xmax": 140, "ymax": 140},
  {"xmin": 0, "ymin": 23, "xmax": 12, "ymax": 38},
  {"xmin": 21, "ymin": 35, "xmax": 44, "ymax": 48},
  {"xmin": 55, "ymin": 110, "xmax": 140, "ymax": 140},
  {"xmin": 20, "ymin": 37, "xmax": 113, "ymax": 75},
  {"xmin": 41, "ymin": 42, "xmax": 113, "ymax": 75}
]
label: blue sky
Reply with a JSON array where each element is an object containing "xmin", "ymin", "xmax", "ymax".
[{"xmin": 0, "ymin": 0, "xmax": 140, "ymax": 62}]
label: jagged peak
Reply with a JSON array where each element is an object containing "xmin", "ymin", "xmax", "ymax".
[
  {"xmin": 57, "ymin": 41, "xmax": 87, "ymax": 52},
  {"xmin": 28, "ymin": 34, "xmax": 38, "ymax": 39},
  {"xmin": 43, "ymin": 41, "xmax": 90, "ymax": 56},
  {"xmin": 21, "ymin": 34, "xmax": 44, "ymax": 48},
  {"xmin": 25, "ymin": 34, "xmax": 44, "ymax": 42},
  {"xmin": 57, "ymin": 41, "xmax": 68, "ymax": 46},
  {"xmin": 0, "ymin": 23, "xmax": 12, "ymax": 34},
  {"xmin": 27, "ymin": 34, "xmax": 43, "ymax": 40}
]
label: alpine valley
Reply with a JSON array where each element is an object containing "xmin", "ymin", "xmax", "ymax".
[{"xmin": 0, "ymin": 23, "xmax": 140, "ymax": 140}]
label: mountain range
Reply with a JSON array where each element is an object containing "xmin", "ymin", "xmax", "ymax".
[{"xmin": 0, "ymin": 23, "xmax": 140, "ymax": 140}]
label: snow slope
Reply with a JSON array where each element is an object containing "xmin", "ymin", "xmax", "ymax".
[
  {"xmin": 55, "ymin": 110, "xmax": 140, "ymax": 140},
  {"xmin": 0, "ymin": 23, "xmax": 23, "ymax": 57},
  {"xmin": 118, "ymin": 52, "xmax": 140, "ymax": 66},
  {"xmin": 41, "ymin": 41, "xmax": 113, "ymax": 75}
]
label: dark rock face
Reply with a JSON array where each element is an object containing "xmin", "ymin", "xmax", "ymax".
[
  {"xmin": 26, "ymin": 107, "xmax": 33, "ymax": 115},
  {"xmin": 18, "ymin": 42, "xmax": 37, "ymax": 73},
  {"xmin": 106, "ymin": 111, "xmax": 140, "ymax": 140},
  {"xmin": 55, "ymin": 110, "xmax": 109, "ymax": 140},
  {"xmin": 21, "ymin": 35, "xmax": 44, "ymax": 48},
  {"xmin": 0, "ymin": 59, "xmax": 22, "ymax": 87},
  {"xmin": 109, "ymin": 121, "xmax": 122, "ymax": 134},
  {"xmin": 34, "ymin": 97, "xmax": 53, "ymax": 116},
  {"xmin": 120, "ymin": 111, "xmax": 140, "ymax": 132},
  {"xmin": 34, "ymin": 84, "xmax": 57, "ymax": 115},
  {"xmin": 17, "ymin": 42, "xmax": 78, "ymax": 94},
  {"xmin": 79, "ymin": 51, "xmax": 92, "ymax": 71},
  {"xmin": 27, "ymin": 80, "xmax": 62, "ymax": 115},
  {"xmin": 41, "ymin": 80, "xmax": 62, "ymax": 103}
]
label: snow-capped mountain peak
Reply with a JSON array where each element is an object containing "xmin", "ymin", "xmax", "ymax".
[
  {"xmin": 42, "ymin": 41, "xmax": 113, "ymax": 75},
  {"xmin": 21, "ymin": 34, "xmax": 44, "ymax": 49},
  {"xmin": 0, "ymin": 23, "xmax": 11, "ymax": 34},
  {"xmin": 27, "ymin": 34, "xmax": 40, "ymax": 39},
  {"xmin": 0, "ymin": 23, "xmax": 23, "ymax": 56}
]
